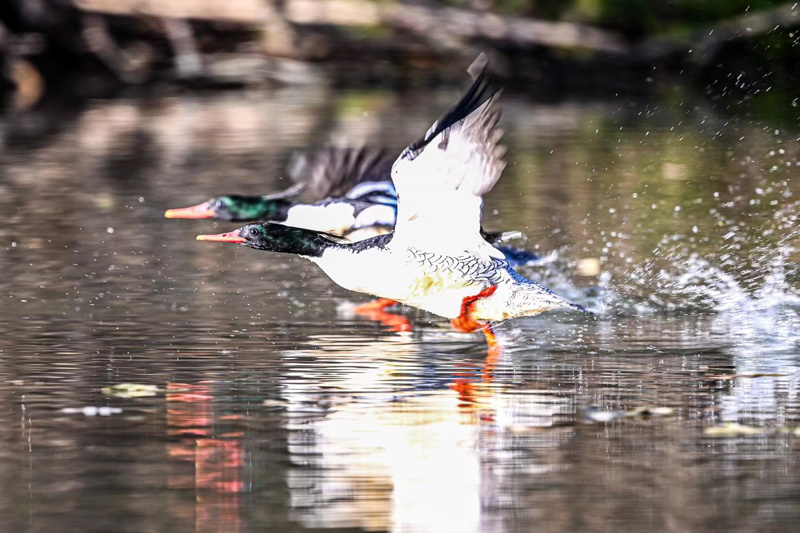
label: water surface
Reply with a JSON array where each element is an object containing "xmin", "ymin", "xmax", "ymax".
[{"xmin": 1, "ymin": 85, "xmax": 800, "ymax": 532}]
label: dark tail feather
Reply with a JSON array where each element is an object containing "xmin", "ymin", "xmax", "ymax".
[{"xmin": 402, "ymin": 54, "xmax": 497, "ymax": 159}]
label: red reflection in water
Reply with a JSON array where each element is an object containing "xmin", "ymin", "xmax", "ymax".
[
  {"xmin": 167, "ymin": 381, "xmax": 244, "ymax": 532},
  {"xmin": 450, "ymin": 326, "xmax": 502, "ymax": 420},
  {"xmin": 353, "ymin": 295, "xmax": 501, "ymax": 416}
]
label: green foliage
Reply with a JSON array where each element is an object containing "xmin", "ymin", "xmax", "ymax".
[
  {"xmin": 436, "ymin": 0, "xmax": 790, "ymax": 39},
  {"xmin": 587, "ymin": 0, "xmax": 788, "ymax": 38}
]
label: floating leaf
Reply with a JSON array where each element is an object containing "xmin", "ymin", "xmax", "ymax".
[
  {"xmin": 625, "ymin": 406, "xmax": 676, "ymax": 418},
  {"xmin": 584, "ymin": 405, "xmax": 675, "ymax": 423},
  {"xmin": 583, "ymin": 406, "xmax": 624, "ymax": 423},
  {"xmin": 263, "ymin": 399, "xmax": 289, "ymax": 410},
  {"xmin": 509, "ymin": 422, "xmax": 575, "ymax": 433},
  {"xmin": 702, "ymin": 373, "xmax": 786, "ymax": 381},
  {"xmin": 704, "ymin": 423, "xmax": 770, "ymax": 437},
  {"xmin": 101, "ymin": 383, "xmax": 161, "ymax": 398},
  {"xmin": 62, "ymin": 406, "xmax": 123, "ymax": 416}
]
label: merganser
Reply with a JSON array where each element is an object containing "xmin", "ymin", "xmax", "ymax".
[
  {"xmin": 164, "ymin": 139, "xmax": 541, "ymax": 265},
  {"xmin": 165, "ymin": 146, "xmax": 398, "ymax": 236},
  {"xmin": 196, "ymin": 55, "xmax": 589, "ymax": 340}
]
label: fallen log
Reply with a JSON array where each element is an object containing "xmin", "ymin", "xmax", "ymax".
[
  {"xmin": 72, "ymin": 0, "xmax": 629, "ymax": 54},
  {"xmin": 72, "ymin": 0, "xmax": 272, "ymax": 24}
]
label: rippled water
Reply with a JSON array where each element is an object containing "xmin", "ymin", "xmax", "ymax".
[{"xmin": 1, "ymin": 85, "xmax": 800, "ymax": 532}]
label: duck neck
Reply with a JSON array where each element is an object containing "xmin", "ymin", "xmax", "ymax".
[{"xmin": 255, "ymin": 197, "xmax": 292, "ymax": 222}]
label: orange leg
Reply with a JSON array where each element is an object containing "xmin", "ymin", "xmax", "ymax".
[
  {"xmin": 450, "ymin": 285, "xmax": 498, "ymax": 333},
  {"xmin": 353, "ymin": 298, "xmax": 412, "ymax": 333},
  {"xmin": 354, "ymin": 298, "xmax": 398, "ymax": 312},
  {"xmin": 449, "ymin": 287, "xmax": 503, "ymax": 414}
]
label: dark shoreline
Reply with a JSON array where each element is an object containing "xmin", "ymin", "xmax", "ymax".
[{"xmin": 2, "ymin": 2, "xmax": 799, "ymax": 110}]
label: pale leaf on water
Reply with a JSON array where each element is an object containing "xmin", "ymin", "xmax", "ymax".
[
  {"xmin": 704, "ymin": 423, "xmax": 771, "ymax": 437},
  {"xmin": 101, "ymin": 383, "xmax": 161, "ymax": 398},
  {"xmin": 584, "ymin": 405, "xmax": 676, "ymax": 423},
  {"xmin": 702, "ymin": 373, "xmax": 786, "ymax": 381}
]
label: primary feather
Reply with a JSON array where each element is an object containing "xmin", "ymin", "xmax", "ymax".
[
  {"xmin": 288, "ymin": 146, "xmax": 394, "ymax": 200},
  {"xmin": 391, "ymin": 57, "xmax": 506, "ymax": 259}
]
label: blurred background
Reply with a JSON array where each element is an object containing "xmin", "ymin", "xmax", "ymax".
[{"xmin": 1, "ymin": 0, "xmax": 799, "ymax": 104}]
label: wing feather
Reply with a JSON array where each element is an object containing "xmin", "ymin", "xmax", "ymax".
[
  {"xmin": 288, "ymin": 146, "xmax": 393, "ymax": 200},
  {"xmin": 390, "ymin": 54, "xmax": 506, "ymax": 256}
]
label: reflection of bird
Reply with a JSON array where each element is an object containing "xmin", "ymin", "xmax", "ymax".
[
  {"xmin": 277, "ymin": 328, "xmax": 572, "ymax": 531},
  {"xmin": 165, "ymin": 146, "xmax": 398, "ymax": 237},
  {"xmin": 197, "ymin": 55, "xmax": 589, "ymax": 343}
]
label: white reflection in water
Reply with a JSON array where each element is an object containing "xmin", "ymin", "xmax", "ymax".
[
  {"xmin": 279, "ymin": 331, "xmax": 571, "ymax": 531},
  {"xmin": 287, "ymin": 389, "xmax": 481, "ymax": 531}
]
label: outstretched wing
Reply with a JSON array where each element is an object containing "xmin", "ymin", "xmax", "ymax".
[
  {"xmin": 390, "ymin": 54, "xmax": 506, "ymax": 256},
  {"xmin": 287, "ymin": 146, "xmax": 393, "ymax": 200}
]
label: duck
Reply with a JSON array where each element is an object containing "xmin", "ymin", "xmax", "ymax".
[
  {"xmin": 164, "ymin": 144, "xmax": 509, "ymax": 241},
  {"xmin": 165, "ymin": 146, "xmax": 399, "ymax": 237},
  {"xmin": 164, "ymin": 139, "xmax": 542, "ymax": 265},
  {"xmin": 195, "ymin": 55, "xmax": 590, "ymax": 343}
]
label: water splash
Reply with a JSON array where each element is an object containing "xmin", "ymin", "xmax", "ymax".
[{"xmin": 564, "ymin": 189, "xmax": 800, "ymax": 354}]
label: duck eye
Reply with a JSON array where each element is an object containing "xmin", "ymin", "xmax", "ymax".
[
  {"xmin": 214, "ymin": 200, "xmax": 225, "ymax": 210},
  {"xmin": 249, "ymin": 228, "xmax": 259, "ymax": 237}
]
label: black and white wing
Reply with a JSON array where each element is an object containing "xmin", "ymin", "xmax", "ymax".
[
  {"xmin": 285, "ymin": 146, "xmax": 394, "ymax": 201},
  {"xmin": 390, "ymin": 54, "xmax": 506, "ymax": 256}
]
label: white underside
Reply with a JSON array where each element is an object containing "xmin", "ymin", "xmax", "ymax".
[
  {"xmin": 310, "ymin": 245, "xmax": 575, "ymax": 322},
  {"xmin": 312, "ymin": 245, "xmax": 506, "ymax": 319},
  {"xmin": 351, "ymin": 204, "xmax": 396, "ymax": 231},
  {"xmin": 284, "ymin": 203, "xmax": 356, "ymax": 235},
  {"xmin": 284, "ymin": 203, "xmax": 396, "ymax": 238},
  {"xmin": 312, "ymin": 246, "xmax": 478, "ymax": 319},
  {"xmin": 343, "ymin": 225, "xmax": 393, "ymax": 242}
]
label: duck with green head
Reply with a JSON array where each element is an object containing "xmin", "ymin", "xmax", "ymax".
[
  {"xmin": 165, "ymin": 142, "xmax": 543, "ymax": 265},
  {"xmin": 165, "ymin": 146, "xmax": 398, "ymax": 235},
  {"xmin": 197, "ymin": 55, "xmax": 591, "ymax": 344},
  {"xmin": 166, "ymin": 194, "xmax": 294, "ymax": 222}
]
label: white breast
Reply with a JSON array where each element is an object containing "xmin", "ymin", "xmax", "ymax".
[
  {"xmin": 284, "ymin": 203, "xmax": 356, "ymax": 235},
  {"xmin": 352, "ymin": 204, "xmax": 396, "ymax": 229},
  {"xmin": 311, "ymin": 246, "xmax": 487, "ymax": 319}
]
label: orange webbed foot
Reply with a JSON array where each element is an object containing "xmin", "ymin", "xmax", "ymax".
[
  {"xmin": 353, "ymin": 298, "xmax": 412, "ymax": 332},
  {"xmin": 450, "ymin": 285, "xmax": 498, "ymax": 333},
  {"xmin": 354, "ymin": 298, "xmax": 398, "ymax": 312}
]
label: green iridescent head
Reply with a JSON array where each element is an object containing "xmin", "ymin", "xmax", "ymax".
[
  {"xmin": 196, "ymin": 223, "xmax": 339, "ymax": 258},
  {"xmin": 165, "ymin": 195, "xmax": 291, "ymax": 222}
]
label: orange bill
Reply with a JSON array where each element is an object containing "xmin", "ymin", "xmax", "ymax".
[
  {"xmin": 196, "ymin": 231, "xmax": 246, "ymax": 243},
  {"xmin": 165, "ymin": 202, "xmax": 215, "ymax": 219}
]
